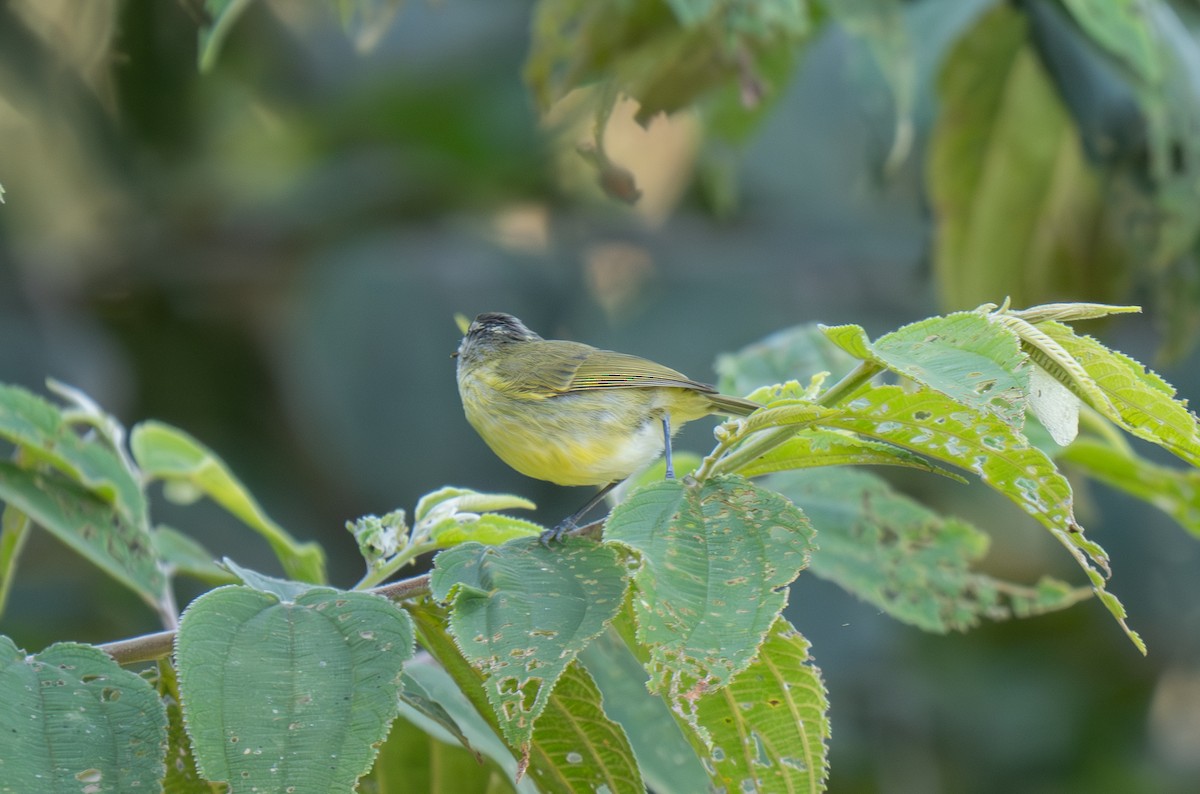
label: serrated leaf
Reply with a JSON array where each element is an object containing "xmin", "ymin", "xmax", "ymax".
[
  {"xmin": 429, "ymin": 513, "xmax": 543, "ymax": 548},
  {"xmin": 429, "ymin": 538, "xmax": 628, "ymax": 752},
  {"xmin": 824, "ymin": 313, "xmax": 1031, "ymax": 427},
  {"xmin": 739, "ymin": 401, "xmax": 842, "ymax": 435},
  {"xmin": 176, "ymin": 585, "xmax": 413, "ymax": 792},
  {"xmin": 604, "ymin": 476, "xmax": 815, "ymax": 733},
  {"xmin": 1062, "ymin": 436, "xmax": 1200, "ymax": 539},
  {"xmin": 692, "ymin": 618, "xmax": 829, "ymax": 794},
  {"xmin": 415, "ymin": 487, "xmax": 536, "ymax": 524},
  {"xmin": 1038, "ymin": 322, "xmax": 1200, "ymax": 467},
  {"xmin": 715, "ymin": 324, "xmax": 863, "ymax": 399},
  {"xmin": 523, "ymin": 662, "xmax": 644, "ymax": 794},
  {"xmin": 0, "ymin": 635, "xmax": 168, "ymax": 794},
  {"xmin": 770, "ymin": 467, "xmax": 1088, "ymax": 632},
  {"xmin": 824, "ymin": 385, "xmax": 1144, "ymax": 652},
  {"xmin": 0, "ymin": 462, "xmax": 166, "ymax": 610},
  {"xmin": 732, "ymin": 428, "xmax": 965, "ymax": 481},
  {"xmin": 579, "ymin": 627, "xmax": 709, "ymax": 794},
  {"xmin": 0, "ymin": 383, "xmax": 146, "ymax": 527},
  {"xmin": 130, "ymin": 421, "xmax": 326, "ymax": 584}
]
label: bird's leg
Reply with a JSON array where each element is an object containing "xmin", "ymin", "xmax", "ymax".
[
  {"xmin": 662, "ymin": 414, "xmax": 675, "ymax": 480},
  {"xmin": 540, "ymin": 480, "xmax": 620, "ymax": 546}
]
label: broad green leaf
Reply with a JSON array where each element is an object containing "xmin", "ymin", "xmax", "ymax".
[
  {"xmin": 0, "ymin": 383, "xmax": 146, "ymax": 527},
  {"xmin": 1062, "ymin": 437, "xmax": 1200, "ymax": 539},
  {"xmin": 130, "ymin": 420, "xmax": 326, "ymax": 583},
  {"xmin": 429, "ymin": 538, "xmax": 628, "ymax": 753},
  {"xmin": 824, "ymin": 314, "xmax": 1030, "ymax": 427},
  {"xmin": 715, "ymin": 323, "xmax": 862, "ymax": 399},
  {"xmin": 0, "ymin": 462, "xmax": 166, "ymax": 610},
  {"xmin": 824, "ymin": 385, "xmax": 1144, "ymax": 652},
  {"xmin": 771, "ymin": 468, "xmax": 1089, "ymax": 632},
  {"xmin": 928, "ymin": 4, "xmax": 1123, "ymax": 309},
  {"xmin": 1038, "ymin": 322, "xmax": 1200, "ymax": 467},
  {"xmin": 732, "ymin": 428, "xmax": 964, "ymax": 481},
  {"xmin": 156, "ymin": 660, "xmax": 220, "ymax": 794},
  {"xmin": 523, "ymin": 662, "xmax": 644, "ymax": 794},
  {"xmin": 198, "ymin": 0, "xmax": 256, "ymax": 72},
  {"xmin": 604, "ymin": 476, "xmax": 815, "ymax": 732},
  {"xmin": 692, "ymin": 618, "xmax": 829, "ymax": 794},
  {"xmin": 580, "ymin": 627, "xmax": 709, "ymax": 794},
  {"xmin": 176, "ymin": 585, "xmax": 413, "ymax": 792},
  {"xmin": 0, "ymin": 635, "xmax": 168, "ymax": 794}
]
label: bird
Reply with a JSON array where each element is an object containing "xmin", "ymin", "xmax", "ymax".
[{"xmin": 454, "ymin": 312, "xmax": 759, "ymax": 542}]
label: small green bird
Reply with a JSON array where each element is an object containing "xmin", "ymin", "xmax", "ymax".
[{"xmin": 455, "ymin": 312, "xmax": 759, "ymax": 542}]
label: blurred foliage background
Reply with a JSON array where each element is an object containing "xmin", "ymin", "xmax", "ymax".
[{"xmin": 2, "ymin": 0, "xmax": 1200, "ymax": 791}]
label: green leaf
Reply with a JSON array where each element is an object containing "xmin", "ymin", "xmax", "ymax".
[
  {"xmin": 429, "ymin": 538, "xmax": 628, "ymax": 753},
  {"xmin": 176, "ymin": 585, "xmax": 413, "ymax": 792},
  {"xmin": 715, "ymin": 323, "xmax": 863, "ymax": 399},
  {"xmin": 1062, "ymin": 436, "xmax": 1200, "ymax": 539},
  {"xmin": 824, "ymin": 385, "xmax": 1144, "ymax": 652},
  {"xmin": 771, "ymin": 467, "xmax": 1089, "ymax": 632},
  {"xmin": 523, "ymin": 662, "xmax": 645, "ymax": 794},
  {"xmin": 732, "ymin": 428, "xmax": 965, "ymax": 481},
  {"xmin": 928, "ymin": 3, "xmax": 1123, "ymax": 309},
  {"xmin": 429, "ymin": 514, "xmax": 544, "ymax": 548},
  {"xmin": 579, "ymin": 627, "xmax": 709, "ymax": 794},
  {"xmin": 604, "ymin": 475, "xmax": 816, "ymax": 733},
  {"xmin": 1038, "ymin": 322, "xmax": 1200, "ymax": 467},
  {"xmin": 691, "ymin": 618, "xmax": 829, "ymax": 793},
  {"xmin": 826, "ymin": 313, "xmax": 1031, "ymax": 427},
  {"xmin": 415, "ymin": 487, "xmax": 536, "ymax": 524},
  {"xmin": 130, "ymin": 420, "xmax": 326, "ymax": 584},
  {"xmin": 0, "ymin": 462, "xmax": 166, "ymax": 610},
  {"xmin": 197, "ymin": 0, "xmax": 256, "ymax": 72},
  {"xmin": 220, "ymin": 557, "xmax": 324, "ymax": 601},
  {"xmin": 0, "ymin": 635, "xmax": 168, "ymax": 793},
  {"xmin": 0, "ymin": 384, "xmax": 146, "ymax": 527},
  {"xmin": 332, "ymin": 0, "xmax": 405, "ymax": 52}
]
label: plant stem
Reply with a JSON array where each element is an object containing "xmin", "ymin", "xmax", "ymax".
[{"xmin": 705, "ymin": 360, "xmax": 884, "ymax": 479}]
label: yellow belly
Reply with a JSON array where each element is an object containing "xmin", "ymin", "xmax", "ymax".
[{"xmin": 461, "ymin": 387, "xmax": 700, "ymax": 486}]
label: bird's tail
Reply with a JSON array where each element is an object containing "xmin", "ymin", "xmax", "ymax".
[{"xmin": 707, "ymin": 392, "xmax": 760, "ymax": 417}]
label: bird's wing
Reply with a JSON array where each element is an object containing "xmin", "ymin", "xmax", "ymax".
[{"xmin": 566, "ymin": 349, "xmax": 717, "ymax": 393}]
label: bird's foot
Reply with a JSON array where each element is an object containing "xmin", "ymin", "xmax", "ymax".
[{"xmin": 539, "ymin": 518, "xmax": 576, "ymax": 547}]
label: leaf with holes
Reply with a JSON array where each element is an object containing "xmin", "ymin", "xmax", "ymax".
[
  {"xmin": 0, "ymin": 462, "xmax": 166, "ymax": 610},
  {"xmin": 824, "ymin": 385, "xmax": 1143, "ymax": 652},
  {"xmin": 771, "ymin": 467, "xmax": 1089, "ymax": 632},
  {"xmin": 429, "ymin": 538, "xmax": 628, "ymax": 755},
  {"xmin": 0, "ymin": 635, "xmax": 168, "ymax": 794},
  {"xmin": 604, "ymin": 475, "xmax": 816, "ymax": 734},
  {"xmin": 175, "ymin": 586, "xmax": 413, "ymax": 793},
  {"xmin": 691, "ymin": 617, "xmax": 829, "ymax": 793},
  {"xmin": 0, "ymin": 383, "xmax": 146, "ymax": 527},
  {"xmin": 824, "ymin": 313, "xmax": 1030, "ymax": 428}
]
